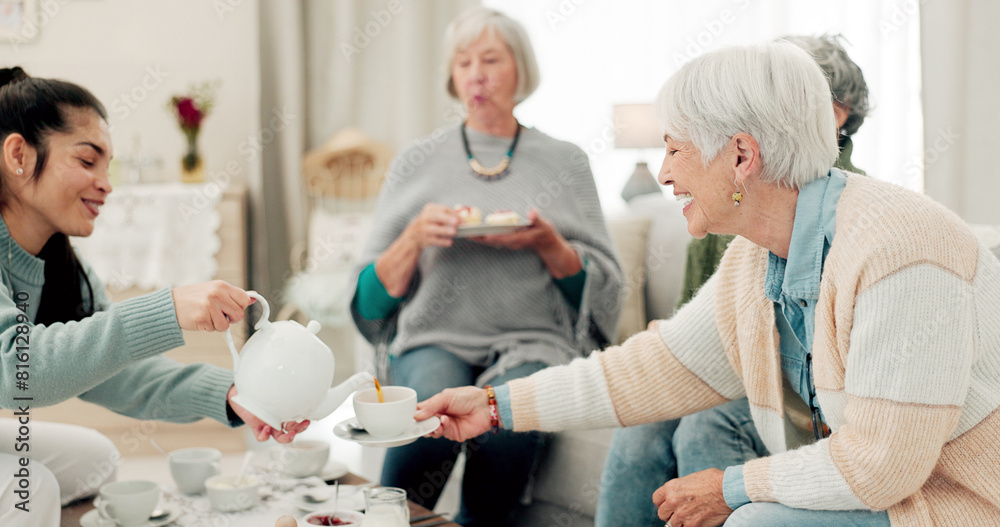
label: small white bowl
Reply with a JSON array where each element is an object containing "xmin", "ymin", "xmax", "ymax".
[
  {"xmin": 300, "ymin": 509, "xmax": 365, "ymax": 525},
  {"xmin": 204, "ymin": 474, "xmax": 261, "ymax": 512}
]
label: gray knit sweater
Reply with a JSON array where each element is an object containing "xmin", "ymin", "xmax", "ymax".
[{"xmin": 352, "ymin": 124, "xmax": 623, "ymax": 383}]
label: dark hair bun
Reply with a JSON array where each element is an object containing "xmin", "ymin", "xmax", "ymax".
[{"xmin": 0, "ymin": 67, "xmax": 29, "ymax": 90}]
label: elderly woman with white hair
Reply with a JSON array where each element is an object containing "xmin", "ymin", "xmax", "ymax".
[
  {"xmin": 414, "ymin": 41, "xmax": 1000, "ymax": 527},
  {"xmin": 599, "ymin": 34, "xmax": 875, "ymax": 527},
  {"xmin": 350, "ymin": 7, "xmax": 622, "ymax": 526}
]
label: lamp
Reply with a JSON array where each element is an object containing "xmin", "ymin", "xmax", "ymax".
[{"xmin": 613, "ymin": 103, "xmax": 664, "ymax": 202}]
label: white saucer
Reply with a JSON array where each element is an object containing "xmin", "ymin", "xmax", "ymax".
[
  {"xmin": 80, "ymin": 506, "xmax": 179, "ymax": 527},
  {"xmin": 455, "ymin": 221, "xmax": 531, "ymax": 238},
  {"xmin": 333, "ymin": 416, "xmax": 440, "ymax": 448},
  {"xmin": 293, "ymin": 484, "xmax": 367, "ymax": 512}
]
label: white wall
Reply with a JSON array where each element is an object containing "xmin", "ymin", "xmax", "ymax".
[
  {"xmin": 1, "ymin": 0, "xmax": 261, "ymax": 189},
  {"xmin": 921, "ymin": 0, "xmax": 1000, "ymax": 225}
]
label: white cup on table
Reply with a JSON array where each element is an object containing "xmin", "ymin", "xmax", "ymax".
[
  {"xmin": 94, "ymin": 480, "xmax": 159, "ymax": 527},
  {"xmin": 168, "ymin": 447, "xmax": 222, "ymax": 494}
]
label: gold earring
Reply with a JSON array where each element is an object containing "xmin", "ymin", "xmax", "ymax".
[
  {"xmin": 732, "ymin": 177, "xmax": 746, "ymax": 207},
  {"xmin": 15, "ymin": 168, "xmax": 23, "ymax": 176}
]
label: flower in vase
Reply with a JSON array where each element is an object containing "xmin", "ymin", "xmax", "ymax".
[{"xmin": 168, "ymin": 80, "xmax": 220, "ymax": 173}]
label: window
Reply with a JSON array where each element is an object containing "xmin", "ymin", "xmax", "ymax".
[{"xmin": 486, "ymin": 0, "xmax": 923, "ymax": 214}]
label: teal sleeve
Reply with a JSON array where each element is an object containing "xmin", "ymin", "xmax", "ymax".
[
  {"xmin": 723, "ymin": 464, "xmax": 751, "ymax": 509},
  {"xmin": 79, "ymin": 357, "xmax": 238, "ymax": 426},
  {"xmin": 0, "ymin": 286, "xmax": 187, "ymax": 409},
  {"xmin": 554, "ymin": 267, "xmax": 587, "ymax": 310},
  {"xmin": 354, "ymin": 263, "xmax": 404, "ymax": 320},
  {"xmin": 494, "ymin": 384, "xmax": 514, "ymax": 430}
]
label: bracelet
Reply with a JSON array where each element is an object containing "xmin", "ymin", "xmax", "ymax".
[{"xmin": 485, "ymin": 384, "xmax": 499, "ymax": 434}]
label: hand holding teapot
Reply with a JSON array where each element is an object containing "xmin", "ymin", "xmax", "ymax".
[{"xmin": 226, "ymin": 292, "xmax": 374, "ymax": 432}]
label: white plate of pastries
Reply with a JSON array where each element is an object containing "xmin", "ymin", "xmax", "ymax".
[{"xmin": 454, "ymin": 206, "xmax": 531, "ymax": 238}]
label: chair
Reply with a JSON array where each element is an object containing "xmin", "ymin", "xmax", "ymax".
[{"xmin": 278, "ymin": 128, "xmax": 393, "ymax": 329}]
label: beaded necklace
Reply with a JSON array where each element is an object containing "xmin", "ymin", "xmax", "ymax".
[{"xmin": 460, "ymin": 120, "xmax": 521, "ymax": 181}]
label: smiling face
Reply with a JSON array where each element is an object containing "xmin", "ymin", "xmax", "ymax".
[
  {"xmin": 658, "ymin": 136, "xmax": 737, "ymax": 238},
  {"xmin": 6, "ymin": 108, "xmax": 113, "ymax": 246},
  {"xmin": 451, "ymin": 30, "xmax": 519, "ymax": 116}
]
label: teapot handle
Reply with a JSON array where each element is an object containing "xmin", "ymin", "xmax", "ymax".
[
  {"xmin": 246, "ymin": 291, "xmax": 270, "ymax": 330},
  {"xmin": 226, "ymin": 291, "xmax": 271, "ymax": 373}
]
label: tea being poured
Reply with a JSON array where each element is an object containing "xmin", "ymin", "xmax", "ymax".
[{"xmin": 374, "ymin": 377, "xmax": 385, "ymax": 403}]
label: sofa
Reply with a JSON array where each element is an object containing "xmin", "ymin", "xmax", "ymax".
[{"xmin": 513, "ymin": 193, "xmax": 1000, "ymax": 527}]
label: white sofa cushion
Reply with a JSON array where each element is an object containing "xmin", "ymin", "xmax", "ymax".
[
  {"xmin": 627, "ymin": 194, "xmax": 692, "ymax": 321},
  {"xmin": 606, "ymin": 215, "xmax": 652, "ymax": 344}
]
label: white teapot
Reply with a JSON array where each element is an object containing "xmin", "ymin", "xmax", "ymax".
[{"xmin": 225, "ymin": 292, "xmax": 373, "ymax": 431}]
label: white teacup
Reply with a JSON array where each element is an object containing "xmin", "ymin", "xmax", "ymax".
[
  {"xmin": 169, "ymin": 447, "xmax": 221, "ymax": 494},
  {"xmin": 353, "ymin": 386, "xmax": 417, "ymax": 438},
  {"xmin": 205, "ymin": 474, "xmax": 261, "ymax": 512},
  {"xmin": 95, "ymin": 480, "xmax": 159, "ymax": 527},
  {"xmin": 277, "ymin": 439, "xmax": 330, "ymax": 478}
]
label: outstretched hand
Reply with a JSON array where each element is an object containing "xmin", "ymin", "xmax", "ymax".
[
  {"xmin": 227, "ymin": 385, "xmax": 309, "ymax": 443},
  {"xmin": 415, "ymin": 386, "xmax": 493, "ymax": 442}
]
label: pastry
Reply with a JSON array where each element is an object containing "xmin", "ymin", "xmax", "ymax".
[
  {"xmin": 455, "ymin": 205, "xmax": 482, "ymax": 225},
  {"xmin": 484, "ymin": 210, "xmax": 522, "ymax": 225}
]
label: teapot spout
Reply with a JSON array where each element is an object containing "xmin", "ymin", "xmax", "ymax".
[{"xmin": 308, "ymin": 372, "xmax": 375, "ymax": 422}]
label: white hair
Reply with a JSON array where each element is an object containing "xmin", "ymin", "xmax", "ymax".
[
  {"xmin": 656, "ymin": 43, "xmax": 838, "ymax": 189},
  {"xmin": 444, "ymin": 7, "xmax": 540, "ymax": 103}
]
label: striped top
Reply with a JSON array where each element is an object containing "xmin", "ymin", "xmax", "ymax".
[
  {"xmin": 351, "ymin": 123, "xmax": 623, "ymax": 381},
  {"xmin": 502, "ymin": 174, "xmax": 1000, "ymax": 525}
]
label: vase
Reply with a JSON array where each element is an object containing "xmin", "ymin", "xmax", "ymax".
[{"xmin": 181, "ymin": 133, "xmax": 204, "ymax": 183}]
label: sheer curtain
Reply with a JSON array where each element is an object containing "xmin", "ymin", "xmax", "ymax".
[
  {"xmin": 304, "ymin": 0, "xmax": 477, "ymax": 150},
  {"xmin": 484, "ymin": 0, "xmax": 923, "ymax": 215},
  {"xmin": 257, "ymin": 0, "xmax": 307, "ymax": 303},
  {"xmin": 920, "ymin": 0, "xmax": 1000, "ymax": 224}
]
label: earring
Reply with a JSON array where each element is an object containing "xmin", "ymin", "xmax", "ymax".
[
  {"xmin": 15, "ymin": 168, "xmax": 23, "ymax": 175},
  {"xmin": 732, "ymin": 177, "xmax": 746, "ymax": 207}
]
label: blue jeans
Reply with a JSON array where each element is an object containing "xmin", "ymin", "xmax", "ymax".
[
  {"xmin": 596, "ymin": 419, "xmax": 680, "ymax": 527},
  {"xmin": 381, "ymin": 346, "xmax": 547, "ymax": 527},
  {"xmin": 599, "ymin": 399, "xmax": 891, "ymax": 527},
  {"xmin": 674, "ymin": 398, "xmax": 768, "ymax": 477}
]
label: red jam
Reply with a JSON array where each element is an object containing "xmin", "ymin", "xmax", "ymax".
[{"xmin": 307, "ymin": 515, "xmax": 351, "ymax": 525}]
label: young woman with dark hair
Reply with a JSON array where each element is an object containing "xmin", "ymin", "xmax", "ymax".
[{"xmin": 0, "ymin": 67, "xmax": 306, "ymax": 525}]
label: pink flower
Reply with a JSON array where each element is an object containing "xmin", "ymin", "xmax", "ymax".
[{"xmin": 175, "ymin": 97, "xmax": 203, "ymax": 130}]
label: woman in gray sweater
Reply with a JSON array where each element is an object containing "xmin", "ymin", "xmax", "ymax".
[
  {"xmin": 0, "ymin": 68, "xmax": 307, "ymax": 525},
  {"xmin": 350, "ymin": 8, "xmax": 622, "ymax": 527}
]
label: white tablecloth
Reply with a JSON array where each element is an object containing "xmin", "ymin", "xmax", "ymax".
[{"xmin": 71, "ymin": 183, "xmax": 224, "ymax": 291}]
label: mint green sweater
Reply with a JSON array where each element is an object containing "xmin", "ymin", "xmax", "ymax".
[{"xmin": 0, "ymin": 219, "xmax": 236, "ymax": 425}]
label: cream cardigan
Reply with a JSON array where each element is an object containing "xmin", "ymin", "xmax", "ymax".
[{"xmin": 505, "ymin": 175, "xmax": 1000, "ymax": 525}]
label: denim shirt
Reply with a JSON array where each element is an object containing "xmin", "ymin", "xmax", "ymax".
[{"xmin": 723, "ymin": 168, "xmax": 848, "ymax": 509}]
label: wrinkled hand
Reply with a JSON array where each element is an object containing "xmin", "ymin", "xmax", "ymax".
[
  {"xmin": 471, "ymin": 209, "xmax": 556, "ymax": 252},
  {"xmin": 171, "ymin": 281, "xmax": 253, "ymax": 332},
  {"xmin": 473, "ymin": 209, "xmax": 582, "ymax": 278},
  {"xmin": 414, "ymin": 386, "xmax": 492, "ymax": 442},
  {"xmin": 653, "ymin": 469, "xmax": 733, "ymax": 527},
  {"xmin": 227, "ymin": 385, "xmax": 309, "ymax": 443},
  {"xmin": 405, "ymin": 203, "xmax": 460, "ymax": 250}
]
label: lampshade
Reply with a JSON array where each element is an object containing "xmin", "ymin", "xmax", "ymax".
[{"xmin": 613, "ymin": 103, "xmax": 663, "ymax": 149}]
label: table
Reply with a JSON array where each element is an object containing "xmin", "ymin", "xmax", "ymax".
[{"xmin": 60, "ymin": 472, "xmax": 461, "ymax": 527}]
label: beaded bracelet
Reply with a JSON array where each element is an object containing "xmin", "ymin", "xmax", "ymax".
[{"xmin": 485, "ymin": 384, "xmax": 499, "ymax": 434}]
